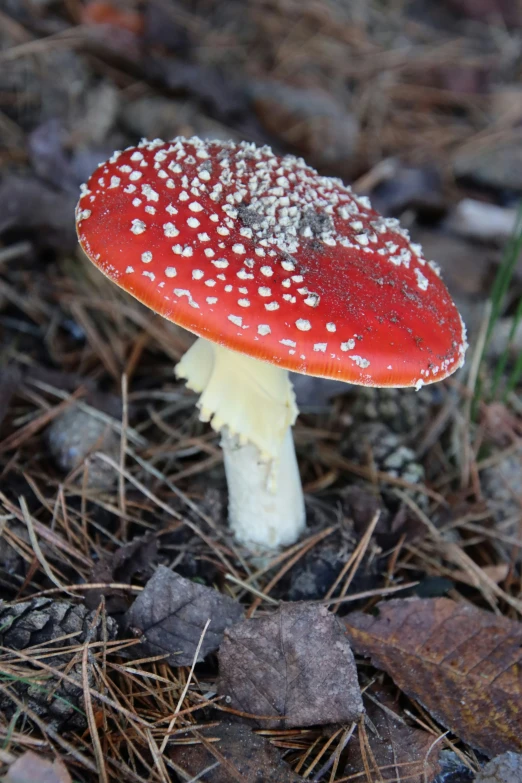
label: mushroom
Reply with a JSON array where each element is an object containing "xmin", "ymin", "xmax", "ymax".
[{"xmin": 76, "ymin": 137, "xmax": 467, "ymax": 549}]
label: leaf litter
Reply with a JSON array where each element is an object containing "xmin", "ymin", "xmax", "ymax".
[
  {"xmin": 345, "ymin": 598, "xmax": 522, "ymax": 757},
  {"xmin": 1, "ymin": 0, "xmax": 522, "ymax": 780},
  {"xmin": 343, "ymin": 685, "xmax": 446, "ymax": 783},
  {"xmin": 125, "ymin": 565, "xmax": 244, "ymax": 666},
  {"xmin": 169, "ymin": 722, "xmax": 305, "ymax": 782},
  {"xmin": 218, "ymin": 603, "xmax": 363, "ymax": 729}
]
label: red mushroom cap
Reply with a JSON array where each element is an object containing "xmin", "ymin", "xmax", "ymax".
[{"xmin": 76, "ymin": 137, "xmax": 466, "ymax": 387}]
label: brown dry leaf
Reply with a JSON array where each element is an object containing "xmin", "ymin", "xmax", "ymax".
[
  {"xmin": 218, "ymin": 603, "xmax": 363, "ymax": 728},
  {"xmin": 125, "ymin": 566, "xmax": 244, "ymax": 666},
  {"xmin": 345, "ymin": 598, "xmax": 522, "ymax": 757},
  {"xmin": 344, "ymin": 687, "xmax": 444, "ymax": 783},
  {"xmin": 170, "ymin": 722, "xmax": 304, "ymax": 782},
  {"xmin": 2, "ymin": 751, "xmax": 72, "ymax": 783}
]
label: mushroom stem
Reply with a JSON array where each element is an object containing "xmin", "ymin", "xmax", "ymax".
[
  {"xmin": 222, "ymin": 428, "xmax": 305, "ymax": 548},
  {"xmin": 175, "ymin": 337, "xmax": 306, "ymax": 548}
]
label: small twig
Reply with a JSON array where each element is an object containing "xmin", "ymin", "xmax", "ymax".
[
  {"xmin": 19, "ymin": 495, "xmax": 73, "ymax": 595},
  {"xmin": 225, "ymin": 574, "xmax": 279, "ymax": 604},
  {"xmin": 119, "ymin": 372, "xmax": 128, "ymax": 539},
  {"xmin": 325, "ymin": 511, "xmax": 380, "ymax": 611},
  {"xmin": 81, "ymin": 605, "xmax": 109, "ymax": 783},
  {"xmin": 159, "ymin": 618, "xmax": 211, "ymax": 754}
]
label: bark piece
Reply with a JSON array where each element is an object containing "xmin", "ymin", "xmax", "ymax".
[
  {"xmin": 345, "ymin": 598, "xmax": 522, "ymax": 756},
  {"xmin": 218, "ymin": 603, "xmax": 363, "ymax": 728}
]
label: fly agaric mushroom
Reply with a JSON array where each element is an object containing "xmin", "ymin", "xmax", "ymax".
[{"xmin": 76, "ymin": 137, "xmax": 467, "ymax": 549}]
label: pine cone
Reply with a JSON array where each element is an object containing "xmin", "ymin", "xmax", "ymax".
[
  {"xmin": 0, "ymin": 598, "xmax": 117, "ymax": 730},
  {"xmin": 348, "ymin": 386, "xmax": 437, "ymax": 439},
  {"xmin": 342, "ymin": 421, "xmax": 427, "ymax": 508}
]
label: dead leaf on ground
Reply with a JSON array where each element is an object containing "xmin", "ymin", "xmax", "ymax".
[
  {"xmin": 344, "ymin": 686, "xmax": 444, "ymax": 783},
  {"xmin": 0, "ymin": 176, "xmax": 77, "ymax": 251},
  {"xmin": 86, "ymin": 532, "xmax": 158, "ymax": 615},
  {"xmin": 475, "ymin": 752, "xmax": 522, "ymax": 783},
  {"xmin": 125, "ymin": 565, "xmax": 244, "ymax": 666},
  {"xmin": 1, "ymin": 751, "xmax": 72, "ymax": 783},
  {"xmin": 344, "ymin": 598, "xmax": 522, "ymax": 757},
  {"xmin": 170, "ymin": 722, "xmax": 304, "ymax": 782},
  {"xmin": 218, "ymin": 603, "xmax": 363, "ymax": 729}
]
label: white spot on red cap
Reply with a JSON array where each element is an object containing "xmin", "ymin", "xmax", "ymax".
[
  {"xmin": 414, "ymin": 268, "xmax": 429, "ymax": 291},
  {"xmin": 163, "ymin": 223, "xmax": 179, "ymax": 238},
  {"xmin": 349, "ymin": 355, "xmax": 370, "ymax": 368},
  {"xmin": 142, "ymin": 184, "xmax": 159, "ymax": 202},
  {"xmin": 131, "ymin": 219, "xmax": 146, "ymax": 235},
  {"xmin": 304, "ymin": 293, "xmax": 320, "ymax": 307}
]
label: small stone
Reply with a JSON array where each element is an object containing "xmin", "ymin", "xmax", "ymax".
[
  {"xmin": 47, "ymin": 406, "xmax": 119, "ymax": 489},
  {"xmin": 475, "ymin": 752, "xmax": 522, "ymax": 783}
]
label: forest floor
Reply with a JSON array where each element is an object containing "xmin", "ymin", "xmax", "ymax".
[{"xmin": 0, "ymin": 1, "xmax": 522, "ymax": 781}]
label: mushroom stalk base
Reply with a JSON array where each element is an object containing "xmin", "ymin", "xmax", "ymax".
[
  {"xmin": 221, "ymin": 428, "xmax": 306, "ymax": 549},
  {"xmin": 175, "ymin": 337, "xmax": 306, "ymax": 548}
]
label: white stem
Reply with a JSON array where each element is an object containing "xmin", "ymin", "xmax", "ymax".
[
  {"xmin": 221, "ymin": 427, "xmax": 306, "ymax": 549},
  {"xmin": 175, "ymin": 337, "xmax": 307, "ymax": 548}
]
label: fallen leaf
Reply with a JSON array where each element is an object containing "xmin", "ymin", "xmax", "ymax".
[
  {"xmin": 344, "ymin": 687, "xmax": 444, "ymax": 783},
  {"xmin": 125, "ymin": 566, "xmax": 244, "ymax": 666},
  {"xmin": 218, "ymin": 603, "xmax": 363, "ymax": 729},
  {"xmin": 169, "ymin": 722, "xmax": 304, "ymax": 782},
  {"xmin": 82, "ymin": 1, "xmax": 144, "ymax": 34},
  {"xmin": 28, "ymin": 120, "xmax": 77, "ymax": 193},
  {"xmin": 345, "ymin": 598, "xmax": 522, "ymax": 756},
  {"xmin": 87, "ymin": 533, "xmax": 158, "ymax": 615},
  {"xmin": 443, "ymin": 0, "xmax": 522, "ymax": 26},
  {"xmin": 250, "ymin": 81, "xmax": 359, "ymax": 173},
  {"xmin": 2, "ymin": 751, "xmax": 71, "ymax": 783},
  {"xmin": 475, "ymin": 752, "xmax": 522, "ymax": 783},
  {"xmin": 0, "ymin": 176, "xmax": 77, "ymax": 252}
]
